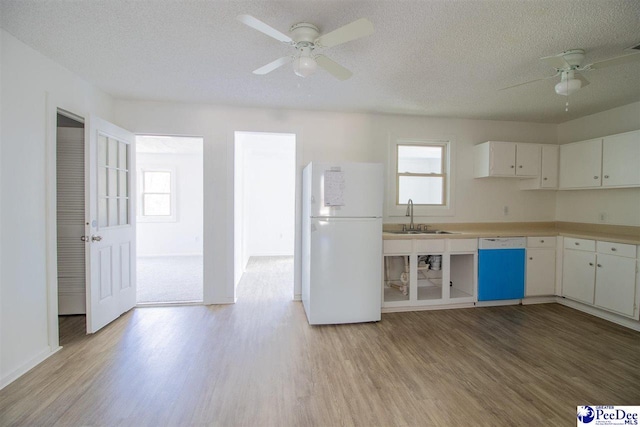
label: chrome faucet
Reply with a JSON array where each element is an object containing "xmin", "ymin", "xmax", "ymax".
[{"xmin": 405, "ymin": 198, "xmax": 414, "ymax": 230}]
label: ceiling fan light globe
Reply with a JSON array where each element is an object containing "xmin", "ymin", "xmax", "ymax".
[
  {"xmin": 555, "ymin": 78, "xmax": 582, "ymax": 96},
  {"xmin": 293, "ymin": 56, "xmax": 317, "ymax": 77}
]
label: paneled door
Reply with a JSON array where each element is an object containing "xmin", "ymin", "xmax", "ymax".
[{"xmin": 86, "ymin": 115, "xmax": 136, "ymax": 333}]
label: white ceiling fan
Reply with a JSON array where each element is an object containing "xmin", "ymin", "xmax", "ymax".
[
  {"xmin": 237, "ymin": 15, "xmax": 374, "ymax": 80},
  {"xmin": 501, "ymin": 47, "xmax": 640, "ymax": 96}
]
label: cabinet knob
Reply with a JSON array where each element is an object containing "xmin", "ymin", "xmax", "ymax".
[
  {"xmin": 597, "ymin": 264, "xmax": 602, "ymax": 268},
  {"xmin": 589, "ymin": 262, "xmax": 594, "ymax": 266},
  {"xmin": 540, "ymin": 240, "xmax": 544, "ymax": 243},
  {"xmin": 529, "ymin": 257, "xmax": 533, "ymax": 260},
  {"xmin": 518, "ymin": 165, "xmax": 523, "ymax": 168},
  {"xmin": 543, "ymin": 177, "xmax": 548, "ymax": 180},
  {"xmin": 594, "ymin": 176, "xmax": 599, "ymax": 179},
  {"xmin": 611, "ymin": 247, "xmax": 617, "ymax": 251},
  {"xmin": 510, "ymin": 165, "xmax": 515, "ymax": 168},
  {"xmin": 574, "ymin": 242, "xmax": 580, "ymax": 246},
  {"xmin": 604, "ymin": 175, "xmax": 609, "ymax": 179}
]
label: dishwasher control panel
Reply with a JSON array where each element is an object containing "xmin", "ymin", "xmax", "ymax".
[{"xmin": 478, "ymin": 237, "xmax": 526, "ymax": 249}]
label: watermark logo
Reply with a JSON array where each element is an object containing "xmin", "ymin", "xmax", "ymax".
[
  {"xmin": 577, "ymin": 406, "xmax": 640, "ymax": 426},
  {"xmin": 577, "ymin": 406, "xmax": 595, "ymax": 424}
]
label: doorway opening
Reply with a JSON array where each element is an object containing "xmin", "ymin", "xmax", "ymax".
[
  {"xmin": 56, "ymin": 110, "xmax": 87, "ymax": 340},
  {"xmin": 234, "ymin": 132, "xmax": 296, "ymax": 301},
  {"xmin": 135, "ymin": 135, "xmax": 204, "ymax": 304}
]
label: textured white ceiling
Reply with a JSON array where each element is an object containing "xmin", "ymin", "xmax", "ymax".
[{"xmin": 1, "ymin": 0, "xmax": 639, "ymax": 123}]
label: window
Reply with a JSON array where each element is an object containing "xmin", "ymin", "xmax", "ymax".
[
  {"xmin": 140, "ymin": 170, "xmax": 175, "ymax": 221},
  {"xmin": 98, "ymin": 134, "xmax": 130, "ymax": 227},
  {"xmin": 396, "ymin": 142, "xmax": 447, "ymax": 205}
]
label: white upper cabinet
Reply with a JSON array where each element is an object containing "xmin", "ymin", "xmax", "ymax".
[
  {"xmin": 474, "ymin": 141, "xmax": 540, "ymax": 178},
  {"xmin": 516, "ymin": 143, "xmax": 541, "ymax": 176},
  {"xmin": 520, "ymin": 144, "xmax": 559, "ymax": 190},
  {"xmin": 559, "ymin": 130, "xmax": 640, "ymax": 189},
  {"xmin": 540, "ymin": 145, "xmax": 559, "ymax": 188},
  {"xmin": 602, "ymin": 130, "xmax": 640, "ymax": 187},
  {"xmin": 559, "ymin": 138, "xmax": 602, "ymax": 188}
]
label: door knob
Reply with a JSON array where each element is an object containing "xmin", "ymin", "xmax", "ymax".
[
  {"xmin": 80, "ymin": 236, "xmax": 88, "ymax": 242},
  {"xmin": 91, "ymin": 235, "xmax": 103, "ymax": 242}
]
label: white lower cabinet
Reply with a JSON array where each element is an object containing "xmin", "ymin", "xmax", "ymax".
[
  {"xmin": 525, "ymin": 236, "xmax": 556, "ymax": 296},
  {"xmin": 383, "ymin": 238, "xmax": 477, "ymax": 309},
  {"xmin": 594, "ymin": 250, "xmax": 637, "ymax": 317},
  {"xmin": 562, "ymin": 237, "xmax": 639, "ymax": 318},
  {"xmin": 562, "ymin": 249, "xmax": 596, "ymax": 304}
]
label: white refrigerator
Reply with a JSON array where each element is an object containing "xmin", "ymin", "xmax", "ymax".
[{"xmin": 301, "ymin": 161, "xmax": 383, "ymax": 325}]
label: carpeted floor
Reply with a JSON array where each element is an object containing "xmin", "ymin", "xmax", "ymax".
[
  {"xmin": 136, "ymin": 255, "xmax": 204, "ymax": 303},
  {"xmin": 136, "ymin": 255, "xmax": 294, "ymax": 304},
  {"xmin": 236, "ymin": 256, "xmax": 294, "ymax": 301}
]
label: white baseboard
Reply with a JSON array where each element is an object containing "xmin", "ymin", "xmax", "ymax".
[
  {"xmin": 293, "ymin": 293, "xmax": 302, "ymax": 301},
  {"xmin": 475, "ymin": 299, "xmax": 521, "ymax": 308},
  {"xmin": 0, "ymin": 345, "xmax": 62, "ymax": 390},
  {"xmin": 208, "ymin": 296, "xmax": 236, "ymax": 304},
  {"xmin": 557, "ymin": 297, "xmax": 640, "ymax": 332},
  {"xmin": 521, "ymin": 296, "xmax": 557, "ymax": 305},
  {"xmin": 136, "ymin": 301, "xmax": 203, "ymax": 308},
  {"xmin": 382, "ymin": 302, "xmax": 475, "ymax": 313}
]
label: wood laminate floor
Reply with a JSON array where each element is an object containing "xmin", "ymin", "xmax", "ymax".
[{"xmin": 1, "ymin": 257, "xmax": 639, "ymax": 426}]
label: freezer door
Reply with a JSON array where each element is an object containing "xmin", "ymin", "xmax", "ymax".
[
  {"xmin": 306, "ymin": 162, "xmax": 383, "ymax": 218},
  {"xmin": 307, "ymin": 217, "xmax": 382, "ymax": 324}
]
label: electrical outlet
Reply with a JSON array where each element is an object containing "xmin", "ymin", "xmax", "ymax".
[
  {"xmin": 503, "ymin": 205, "xmax": 509, "ymax": 216},
  {"xmin": 598, "ymin": 212, "xmax": 607, "ymax": 223}
]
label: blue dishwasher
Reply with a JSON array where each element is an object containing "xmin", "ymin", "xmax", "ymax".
[{"xmin": 478, "ymin": 238, "xmax": 526, "ymax": 301}]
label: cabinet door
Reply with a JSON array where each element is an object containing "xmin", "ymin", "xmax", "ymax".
[
  {"xmin": 594, "ymin": 254, "xmax": 637, "ymax": 317},
  {"xmin": 490, "ymin": 141, "xmax": 516, "ymax": 176},
  {"xmin": 526, "ymin": 248, "xmax": 556, "ymax": 296},
  {"xmin": 540, "ymin": 145, "xmax": 559, "ymax": 188},
  {"xmin": 515, "ymin": 143, "xmax": 541, "ymax": 177},
  {"xmin": 562, "ymin": 249, "xmax": 596, "ymax": 304},
  {"xmin": 559, "ymin": 138, "xmax": 602, "ymax": 188},
  {"xmin": 602, "ymin": 130, "xmax": 640, "ymax": 187}
]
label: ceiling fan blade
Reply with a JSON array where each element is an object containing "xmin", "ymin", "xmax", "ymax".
[
  {"xmin": 499, "ymin": 72, "xmax": 560, "ymax": 91},
  {"xmin": 315, "ymin": 55, "xmax": 352, "ymax": 80},
  {"xmin": 575, "ymin": 73, "xmax": 590, "ymax": 88},
  {"xmin": 585, "ymin": 53, "xmax": 640, "ymax": 70},
  {"xmin": 253, "ymin": 56, "xmax": 292, "ymax": 75},
  {"xmin": 237, "ymin": 15, "xmax": 292, "ymax": 44},
  {"xmin": 540, "ymin": 54, "xmax": 570, "ymax": 70},
  {"xmin": 314, "ymin": 18, "xmax": 374, "ymax": 48}
]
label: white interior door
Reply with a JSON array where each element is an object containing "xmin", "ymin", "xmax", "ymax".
[{"xmin": 86, "ymin": 115, "xmax": 136, "ymax": 334}]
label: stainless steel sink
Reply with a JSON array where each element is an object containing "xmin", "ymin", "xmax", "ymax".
[{"xmin": 387, "ymin": 230, "xmax": 458, "ymax": 235}]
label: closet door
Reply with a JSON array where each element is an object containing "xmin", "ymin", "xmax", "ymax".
[{"xmin": 57, "ymin": 126, "xmax": 86, "ymax": 314}]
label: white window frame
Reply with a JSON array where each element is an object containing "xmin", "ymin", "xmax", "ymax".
[
  {"xmin": 387, "ymin": 136, "xmax": 455, "ymax": 218},
  {"xmin": 137, "ymin": 167, "xmax": 177, "ymax": 223}
]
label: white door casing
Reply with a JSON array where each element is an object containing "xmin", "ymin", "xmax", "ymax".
[{"xmin": 86, "ymin": 115, "xmax": 136, "ymax": 333}]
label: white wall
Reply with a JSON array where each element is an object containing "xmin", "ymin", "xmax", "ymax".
[
  {"xmin": 113, "ymin": 100, "xmax": 559, "ymax": 304},
  {"xmin": 136, "ymin": 151, "xmax": 204, "ymax": 256},
  {"xmin": 556, "ymin": 102, "xmax": 640, "ymax": 226},
  {"xmin": 0, "ymin": 30, "xmax": 113, "ymax": 388},
  {"xmin": 238, "ymin": 133, "xmax": 295, "ymax": 264}
]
